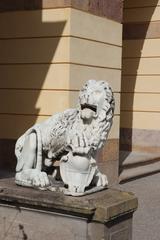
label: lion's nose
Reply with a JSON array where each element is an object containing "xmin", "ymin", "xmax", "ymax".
[{"xmin": 88, "ymin": 95, "xmax": 94, "ymax": 104}]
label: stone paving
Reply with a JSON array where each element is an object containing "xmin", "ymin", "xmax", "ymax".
[{"xmin": 119, "ymin": 173, "xmax": 160, "ymax": 240}]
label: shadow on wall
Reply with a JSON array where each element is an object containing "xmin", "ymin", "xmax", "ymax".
[
  {"xmin": 0, "ymin": 0, "xmax": 66, "ymax": 171},
  {"xmin": 119, "ymin": 0, "xmax": 159, "ymax": 172}
]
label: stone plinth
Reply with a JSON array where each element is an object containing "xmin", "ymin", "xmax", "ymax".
[{"xmin": 0, "ymin": 178, "xmax": 138, "ymax": 240}]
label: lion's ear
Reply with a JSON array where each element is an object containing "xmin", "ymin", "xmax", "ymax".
[{"xmin": 87, "ymin": 79, "xmax": 96, "ymax": 85}]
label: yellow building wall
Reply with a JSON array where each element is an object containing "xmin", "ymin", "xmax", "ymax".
[
  {"xmin": 121, "ymin": 0, "xmax": 160, "ymax": 153},
  {"xmin": 0, "ymin": 8, "xmax": 121, "ymax": 140}
]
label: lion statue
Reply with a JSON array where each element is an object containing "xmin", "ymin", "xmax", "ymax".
[{"xmin": 15, "ymin": 80, "xmax": 115, "ymax": 196}]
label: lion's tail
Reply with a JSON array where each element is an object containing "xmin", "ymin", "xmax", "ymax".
[{"xmin": 34, "ymin": 125, "xmax": 43, "ymax": 171}]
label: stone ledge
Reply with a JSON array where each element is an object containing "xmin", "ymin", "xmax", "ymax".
[{"xmin": 0, "ymin": 177, "xmax": 138, "ymax": 223}]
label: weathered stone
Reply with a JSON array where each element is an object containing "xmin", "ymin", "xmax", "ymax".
[
  {"xmin": 0, "ymin": 178, "xmax": 137, "ymax": 222},
  {"xmin": 0, "ymin": 178, "xmax": 137, "ymax": 240},
  {"xmin": 0, "ymin": 0, "xmax": 123, "ymax": 22}
]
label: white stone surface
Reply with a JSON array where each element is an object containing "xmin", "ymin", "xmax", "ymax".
[{"xmin": 15, "ymin": 80, "xmax": 115, "ymax": 196}]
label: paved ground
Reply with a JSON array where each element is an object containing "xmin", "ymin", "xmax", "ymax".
[{"xmin": 119, "ymin": 173, "xmax": 160, "ymax": 240}]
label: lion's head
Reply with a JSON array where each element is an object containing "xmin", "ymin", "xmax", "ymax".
[{"xmin": 78, "ymin": 80, "xmax": 115, "ymax": 122}]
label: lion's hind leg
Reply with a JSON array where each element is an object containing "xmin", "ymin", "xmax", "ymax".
[{"xmin": 15, "ymin": 133, "xmax": 49, "ymax": 188}]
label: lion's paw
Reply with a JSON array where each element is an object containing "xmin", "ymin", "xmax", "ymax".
[
  {"xmin": 31, "ymin": 170, "xmax": 50, "ymax": 188},
  {"xmin": 96, "ymin": 172, "xmax": 108, "ymax": 187}
]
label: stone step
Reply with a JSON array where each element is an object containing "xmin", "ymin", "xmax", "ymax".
[{"xmin": 119, "ymin": 151, "xmax": 160, "ymax": 182}]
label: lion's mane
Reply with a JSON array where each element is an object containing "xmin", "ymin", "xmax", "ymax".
[{"xmin": 76, "ymin": 80, "xmax": 115, "ymax": 150}]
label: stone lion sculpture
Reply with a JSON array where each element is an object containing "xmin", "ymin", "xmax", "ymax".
[{"xmin": 15, "ymin": 80, "xmax": 115, "ymax": 196}]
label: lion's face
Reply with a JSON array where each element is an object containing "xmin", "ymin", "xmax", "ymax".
[{"xmin": 79, "ymin": 80, "xmax": 114, "ymax": 121}]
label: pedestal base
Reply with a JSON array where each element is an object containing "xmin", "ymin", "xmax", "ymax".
[{"xmin": 0, "ymin": 178, "xmax": 138, "ymax": 240}]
